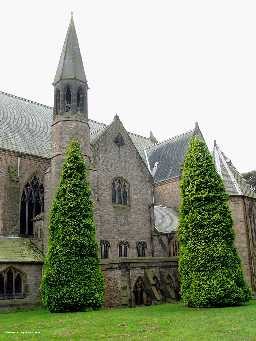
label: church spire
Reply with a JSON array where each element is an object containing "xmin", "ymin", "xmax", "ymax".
[{"xmin": 53, "ymin": 14, "xmax": 87, "ymax": 85}]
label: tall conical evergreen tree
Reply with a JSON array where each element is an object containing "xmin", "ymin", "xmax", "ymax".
[
  {"xmin": 178, "ymin": 136, "xmax": 251, "ymax": 307},
  {"xmin": 41, "ymin": 140, "xmax": 104, "ymax": 312}
]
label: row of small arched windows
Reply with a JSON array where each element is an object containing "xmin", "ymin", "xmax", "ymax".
[
  {"xmin": 0, "ymin": 268, "xmax": 24, "ymax": 299},
  {"xmin": 55, "ymin": 86, "xmax": 85, "ymax": 114},
  {"xmin": 100, "ymin": 240, "xmax": 147, "ymax": 259}
]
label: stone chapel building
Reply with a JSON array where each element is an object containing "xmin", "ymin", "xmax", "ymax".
[{"xmin": 0, "ymin": 16, "xmax": 255, "ymax": 308}]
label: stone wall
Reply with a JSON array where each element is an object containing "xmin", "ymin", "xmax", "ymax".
[
  {"xmin": 229, "ymin": 196, "xmax": 252, "ymax": 287},
  {"xmin": 100, "ymin": 257, "xmax": 178, "ymax": 307},
  {"xmin": 0, "ymin": 149, "xmax": 49, "ymax": 236},
  {"xmin": 154, "ymin": 178, "xmax": 180, "ymax": 210},
  {"xmin": 0, "ymin": 262, "xmax": 42, "ymax": 308},
  {"xmin": 92, "ymin": 117, "xmax": 154, "ymax": 258},
  {"xmin": 234, "ymin": 196, "xmax": 256, "ymax": 293}
]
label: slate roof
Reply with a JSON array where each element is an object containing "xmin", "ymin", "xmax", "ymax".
[
  {"xmin": 213, "ymin": 142, "xmax": 256, "ymax": 199},
  {"xmin": 154, "ymin": 205, "xmax": 179, "ymax": 234},
  {"xmin": 0, "ymin": 91, "xmax": 154, "ymax": 162},
  {"xmin": 145, "ymin": 124, "xmax": 203, "ymax": 183},
  {"xmin": 0, "ymin": 237, "xmax": 43, "ymax": 263},
  {"xmin": 54, "ymin": 15, "xmax": 87, "ymax": 85}
]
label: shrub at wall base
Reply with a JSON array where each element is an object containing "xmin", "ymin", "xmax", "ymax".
[
  {"xmin": 178, "ymin": 137, "xmax": 251, "ymax": 307},
  {"xmin": 41, "ymin": 140, "xmax": 104, "ymax": 312}
]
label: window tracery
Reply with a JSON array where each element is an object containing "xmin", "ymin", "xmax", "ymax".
[
  {"xmin": 136, "ymin": 241, "xmax": 147, "ymax": 257},
  {"xmin": 112, "ymin": 178, "xmax": 129, "ymax": 205},
  {"xmin": 20, "ymin": 176, "xmax": 44, "ymax": 236},
  {"xmin": 0, "ymin": 268, "xmax": 24, "ymax": 299},
  {"xmin": 118, "ymin": 241, "xmax": 129, "ymax": 257},
  {"xmin": 100, "ymin": 240, "xmax": 110, "ymax": 259}
]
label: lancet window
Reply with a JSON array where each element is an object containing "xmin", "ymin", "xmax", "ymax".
[
  {"xmin": 136, "ymin": 241, "xmax": 147, "ymax": 257},
  {"xmin": 77, "ymin": 87, "xmax": 84, "ymax": 113},
  {"xmin": 0, "ymin": 268, "xmax": 24, "ymax": 299},
  {"xmin": 65, "ymin": 86, "xmax": 72, "ymax": 112},
  {"xmin": 55, "ymin": 89, "xmax": 60, "ymax": 114},
  {"xmin": 118, "ymin": 241, "xmax": 129, "ymax": 257},
  {"xmin": 112, "ymin": 178, "xmax": 129, "ymax": 205},
  {"xmin": 100, "ymin": 240, "xmax": 110, "ymax": 259},
  {"xmin": 20, "ymin": 176, "xmax": 44, "ymax": 236}
]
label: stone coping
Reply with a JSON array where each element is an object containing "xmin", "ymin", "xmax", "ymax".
[{"xmin": 100, "ymin": 257, "xmax": 177, "ymax": 269}]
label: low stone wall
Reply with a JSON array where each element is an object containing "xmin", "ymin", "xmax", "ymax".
[
  {"xmin": 0, "ymin": 258, "xmax": 178, "ymax": 309},
  {"xmin": 100, "ymin": 257, "xmax": 179, "ymax": 307},
  {"xmin": 0, "ymin": 262, "xmax": 43, "ymax": 309}
]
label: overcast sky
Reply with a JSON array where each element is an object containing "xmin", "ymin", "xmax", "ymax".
[{"xmin": 0, "ymin": 1, "xmax": 255, "ymax": 172}]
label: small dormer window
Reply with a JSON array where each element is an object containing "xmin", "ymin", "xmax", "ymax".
[{"xmin": 114, "ymin": 134, "xmax": 125, "ymax": 147}]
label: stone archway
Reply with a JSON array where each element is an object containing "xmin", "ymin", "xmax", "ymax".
[{"xmin": 133, "ymin": 277, "xmax": 145, "ymax": 305}]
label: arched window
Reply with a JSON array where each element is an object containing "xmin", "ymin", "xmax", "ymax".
[
  {"xmin": 77, "ymin": 88, "xmax": 84, "ymax": 113},
  {"xmin": 0, "ymin": 274, "xmax": 4, "ymax": 296},
  {"xmin": 15, "ymin": 274, "xmax": 22, "ymax": 294},
  {"xmin": 136, "ymin": 241, "xmax": 147, "ymax": 257},
  {"xmin": 65, "ymin": 86, "xmax": 71, "ymax": 112},
  {"xmin": 20, "ymin": 176, "xmax": 44, "ymax": 236},
  {"xmin": 55, "ymin": 89, "xmax": 60, "ymax": 114},
  {"xmin": 0, "ymin": 268, "xmax": 24, "ymax": 299},
  {"xmin": 112, "ymin": 178, "xmax": 129, "ymax": 205},
  {"xmin": 6, "ymin": 269, "xmax": 13, "ymax": 295},
  {"xmin": 118, "ymin": 241, "xmax": 129, "ymax": 257},
  {"xmin": 133, "ymin": 277, "xmax": 145, "ymax": 305},
  {"xmin": 100, "ymin": 240, "xmax": 110, "ymax": 259}
]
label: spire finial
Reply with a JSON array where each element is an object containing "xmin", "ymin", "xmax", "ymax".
[
  {"xmin": 53, "ymin": 13, "xmax": 87, "ymax": 85},
  {"xmin": 71, "ymin": 11, "xmax": 74, "ymax": 17}
]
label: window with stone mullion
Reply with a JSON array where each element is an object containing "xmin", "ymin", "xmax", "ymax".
[{"xmin": 0, "ymin": 268, "xmax": 23, "ymax": 299}]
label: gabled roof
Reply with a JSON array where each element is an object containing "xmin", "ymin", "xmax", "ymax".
[
  {"xmin": 213, "ymin": 142, "xmax": 256, "ymax": 199},
  {"xmin": 0, "ymin": 237, "xmax": 43, "ymax": 263},
  {"xmin": 0, "ymin": 91, "xmax": 154, "ymax": 161},
  {"xmin": 54, "ymin": 15, "xmax": 87, "ymax": 85},
  {"xmin": 145, "ymin": 123, "xmax": 203, "ymax": 183}
]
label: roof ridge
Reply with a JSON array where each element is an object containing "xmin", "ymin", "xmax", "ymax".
[
  {"xmin": 128, "ymin": 130, "xmax": 153, "ymax": 142},
  {"xmin": 0, "ymin": 90, "xmax": 53, "ymax": 110},
  {"xmin": 214, "ymin": 143, "xmax": 256, "ymax": 197},
  {"xmin": 88, "ymin": 117, "xmax": 107, "ymax": 127},
  {"xmin": 145, "ymin": 128, "xmax": 194, "ymax": 151}
]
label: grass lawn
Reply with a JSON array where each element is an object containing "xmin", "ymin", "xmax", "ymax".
[{"xmin": 0, "ymin": 301, "xmax": 256, "ymax": 341}]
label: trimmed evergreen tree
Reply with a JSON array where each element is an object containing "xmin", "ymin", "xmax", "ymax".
[
  {"xmin": 41, "ymin": 140, "xmax": 104, "ymax": 312},
  {"xmin": 178, "ymin": 136, "xmax": 251, "ymax": 307}
]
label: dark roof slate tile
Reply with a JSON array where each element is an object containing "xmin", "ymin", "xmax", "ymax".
[
  {"xmin": 145, "ymin": 128, "xmax": 201, "ymax": 182},
  {"xmin": 0, "ymin": 91, "xmax": 154, "ymax": 163}
]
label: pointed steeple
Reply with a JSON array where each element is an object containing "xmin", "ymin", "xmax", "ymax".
[{"xmin": 53, "ymin": 14, "xmax": 87, "ymax": 85}]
